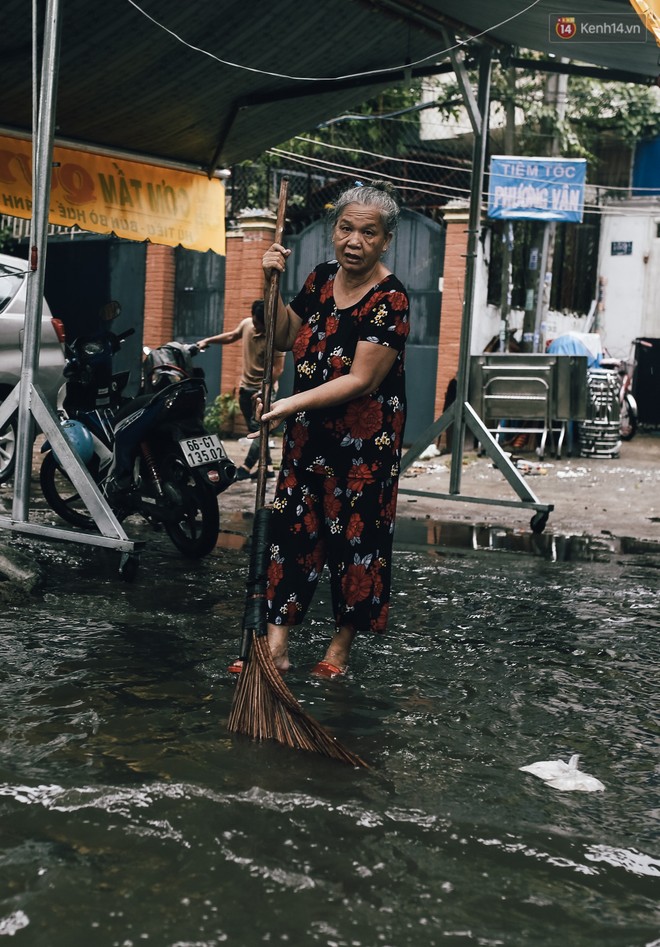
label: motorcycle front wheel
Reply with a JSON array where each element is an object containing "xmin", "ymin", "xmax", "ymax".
[
  {"xmin": 0, "ymin": 410, "xmax": 17, "ymax": 484},
  {"xmin": 620, "ymin": 393, "xmax": 637, "ymax": 441},
  {"xmin": 163, "ymin": 469, "xmax": 220, "ymax": 558},
  {"xmin": 39, "ymin": 451, "xmax": 97, "ymax": 529}
]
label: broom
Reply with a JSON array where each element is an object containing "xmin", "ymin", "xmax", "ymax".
[{"xmin": 227, "ymin": 178, "xmax": 368, "ymax": 768}]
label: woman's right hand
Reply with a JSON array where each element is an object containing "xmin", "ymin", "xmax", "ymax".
[
  {"xmin": 262, "ymin": 243, "xmax": 291, "ymax": 280},
  {"xmin": 247, "ymin": 394, "xmax": 296, "ymax": 437}
]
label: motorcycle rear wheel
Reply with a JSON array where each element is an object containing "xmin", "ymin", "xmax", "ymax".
[
  {"xmin": 39, "ymin": 451, "xmax": 97, "ymax": 529},
  {"xmin": 163, "ymin": 473, "xmax": 219, "ymax": 558},
  {"xmin": 620, "ymin": 393, "xmax": 637, "ymax": 441}
]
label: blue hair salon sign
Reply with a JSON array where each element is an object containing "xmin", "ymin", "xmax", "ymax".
[{"xmin": 488, "ymin": 156, "xmax": 587, "ymax": 222}]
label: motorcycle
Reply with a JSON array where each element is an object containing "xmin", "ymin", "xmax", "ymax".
[
  {"xmin": 39, "ymin": 305, "xmax": 236, "ymax": 558},
  {"xmin": 599, "ymin": 352, "xmax": 638, "ymax": 441}
]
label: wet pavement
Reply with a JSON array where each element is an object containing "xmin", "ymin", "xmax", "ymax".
[
  {"xmin": 222, "ymin": 429, "xmax": 660, "ymax": 552},
  {"xmin": 1, "ymin": 428, "xmax": 657, "ymax": 580},
  {"xmin": 397, "ymin": 431, "xmax": 660, "ymax": 547}
]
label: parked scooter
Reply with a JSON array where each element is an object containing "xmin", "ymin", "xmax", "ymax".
[
  {"xmin": 599, "ymin": 352, "xmax": 638, "ymax": 441},
  {"xmin": 40, "ymin": 304, "xmax": 236, "ymax": 558}
]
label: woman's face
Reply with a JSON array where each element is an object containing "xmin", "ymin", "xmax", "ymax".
[{"xmin": 332, "ymin": 203, "xmax": 391, "ymax": 278}]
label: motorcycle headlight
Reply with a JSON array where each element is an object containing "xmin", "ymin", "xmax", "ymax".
[{"xmin": 82, "ymin": 340, "xmax": 105, "ymax": 356}]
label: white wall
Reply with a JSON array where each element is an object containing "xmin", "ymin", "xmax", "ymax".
[{"xmin": 596, "ymin": 202, "xmax": 660, "ymax": 359}]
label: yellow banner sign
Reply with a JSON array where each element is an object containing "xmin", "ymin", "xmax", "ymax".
[{"xmin": 0, "ymin": 134, "xmax": 225, "ymax": 254}]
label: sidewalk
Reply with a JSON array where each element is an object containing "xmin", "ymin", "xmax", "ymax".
[{"xmin": 224, "ymin": 431, "xmax": 660, "ymax": 545}]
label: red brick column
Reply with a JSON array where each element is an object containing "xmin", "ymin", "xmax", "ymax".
[
  {"xmin": 435, "ymin": 207, "xmax": 470, "ymax": 419},
  {"xmin": 143, "ymin": 244, "xmax": 176, "ymax": 347},
  {"xmin": 222, "ymin": 230, "xmax": 245, "ymax": 404},
  {"xmin": 222, "ymin": 212, "xmax": 277, "ymax": 432}
]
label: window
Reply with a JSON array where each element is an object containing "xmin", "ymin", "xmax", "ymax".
[{"xmin": 487, "ymin": 215, "xmax": 599, "ymax": 317}]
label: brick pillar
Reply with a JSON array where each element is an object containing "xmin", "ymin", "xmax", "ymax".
[
  {"xmin": 143, "ymin": 244, "xmax": 176, "ymax": 347},
  {"xmin": 435, "ymin": 207, "xmax": 470, "ymax": 419},
  {"xmin": 222, "ymin": 211, "xmax": 277, "ymax": 433}
]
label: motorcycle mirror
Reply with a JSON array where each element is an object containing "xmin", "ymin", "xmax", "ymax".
[{"xmin": 99, "ymin": 300, "xmax": 122, "ymax": 322}]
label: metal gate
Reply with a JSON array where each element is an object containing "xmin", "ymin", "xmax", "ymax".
[
  {"xmin": 281, "ymin": 209, "xmax": 445, "ymax": 443},
  {"xmin": 174, "ymin": 248, "xmax": 225, "ymax": 402},
  {"xmin": 44, "ymin": 237, "xmax": 146, "ymax": 396}
]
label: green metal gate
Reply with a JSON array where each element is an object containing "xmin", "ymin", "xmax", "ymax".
[{"xmin": 174, "ymin": 248, "xmax": 225, "ymax": 402}]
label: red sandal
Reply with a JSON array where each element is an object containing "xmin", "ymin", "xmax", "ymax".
[
  {"xmin": 310, "ymin": 660, "xmax": 347, "ymax": 679},
  {"xmin": 228, "ymin": 658, "xmax": 287, "ymax": 677}
]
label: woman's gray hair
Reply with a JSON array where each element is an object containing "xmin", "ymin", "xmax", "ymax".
[{"xmin": 328, "ymin": 179, "xmax": 401, "ymax": 234}]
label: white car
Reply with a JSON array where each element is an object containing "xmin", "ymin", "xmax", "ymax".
[{"xmin": 0, "ymin": 251, "xmax": 65, "ymax": 482}]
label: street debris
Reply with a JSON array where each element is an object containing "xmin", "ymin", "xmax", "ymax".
[{"xmin": 519, "ymin": 754, "xmax": 605, "ymax": 792}]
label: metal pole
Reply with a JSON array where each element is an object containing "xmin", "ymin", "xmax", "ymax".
[
  {"xmin": 449, "ymin": 46, "xmax": 492, "ymax": 494},
  {"xmin": 13, "ymin": 0, "xmax": 62, "ymax": 520},
  {"xmin": 533, "ymin": 221, "xmax": 551, "ymax": 352},
  {"xmin": 499, "ymin": 64, "xmax": 516, "ymax": 350}
]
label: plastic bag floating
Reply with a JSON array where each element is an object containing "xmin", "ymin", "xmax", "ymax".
[{"xmin": 519, "ymin": 754, "xmax": 605, "ymax": 792}]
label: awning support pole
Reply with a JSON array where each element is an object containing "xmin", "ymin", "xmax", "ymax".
[
  {"xmin": 3, "ymin": 0, "xmax": 140, "ymax": 566},
  {"xmin": 12, "ymin": 0, "xmax": 62, "ymax": 522}
]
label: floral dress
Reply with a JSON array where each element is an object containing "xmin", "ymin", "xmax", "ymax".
[{"xmin": 266, "ymin": 260, "xmax": 410, "ymax": 634}]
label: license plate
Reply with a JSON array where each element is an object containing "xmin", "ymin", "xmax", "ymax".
[{"xmin": 179, "ymin": 434, "xmax": 226, "ymax": 467}]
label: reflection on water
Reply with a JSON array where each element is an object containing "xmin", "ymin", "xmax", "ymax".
[
  {"xmin": 0, "ymin": 516, "xmax": 658, "ymax": 947},
  {"xmin": 394, "ymin": 515, "xmax": 660, "ymax": 562}
]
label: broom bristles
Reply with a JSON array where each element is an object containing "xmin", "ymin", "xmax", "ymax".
[{"xmin": 228, "ymin": 634, "xmax": 368, "ymax": 768}]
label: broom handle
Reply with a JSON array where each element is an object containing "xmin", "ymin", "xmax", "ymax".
[
  {"xmin": 235, "ymin": 179, "xmax": 289, "ymax": 662},
  {"xmin": 255, "ymin": 176, "xmax": 289, "ymax": 511}
]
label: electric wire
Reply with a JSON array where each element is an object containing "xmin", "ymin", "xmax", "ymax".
[
  {"xmin": 266, "ymin": 145, "xmax": 660, "ymax": 215},
  {"xmin": 125, "ymin": 0, "xmax": 546, "ymax": 84},
  {"xmin": 294, "ymin": 135, "xmax": 471, "ymax": 174},
  {"xmin": 267, "ymin": 147, "xmax": 471, "ymax": 201}
]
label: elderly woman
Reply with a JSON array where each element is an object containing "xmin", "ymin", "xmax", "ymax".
[{"xmin": 254, "ymin": 180, "xmax": 410, "ymax": 678}]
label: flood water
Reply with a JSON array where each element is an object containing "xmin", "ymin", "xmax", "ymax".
[{"xmin": 0, "ymin": 512, "xmax": 658, "ymax": 947}]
